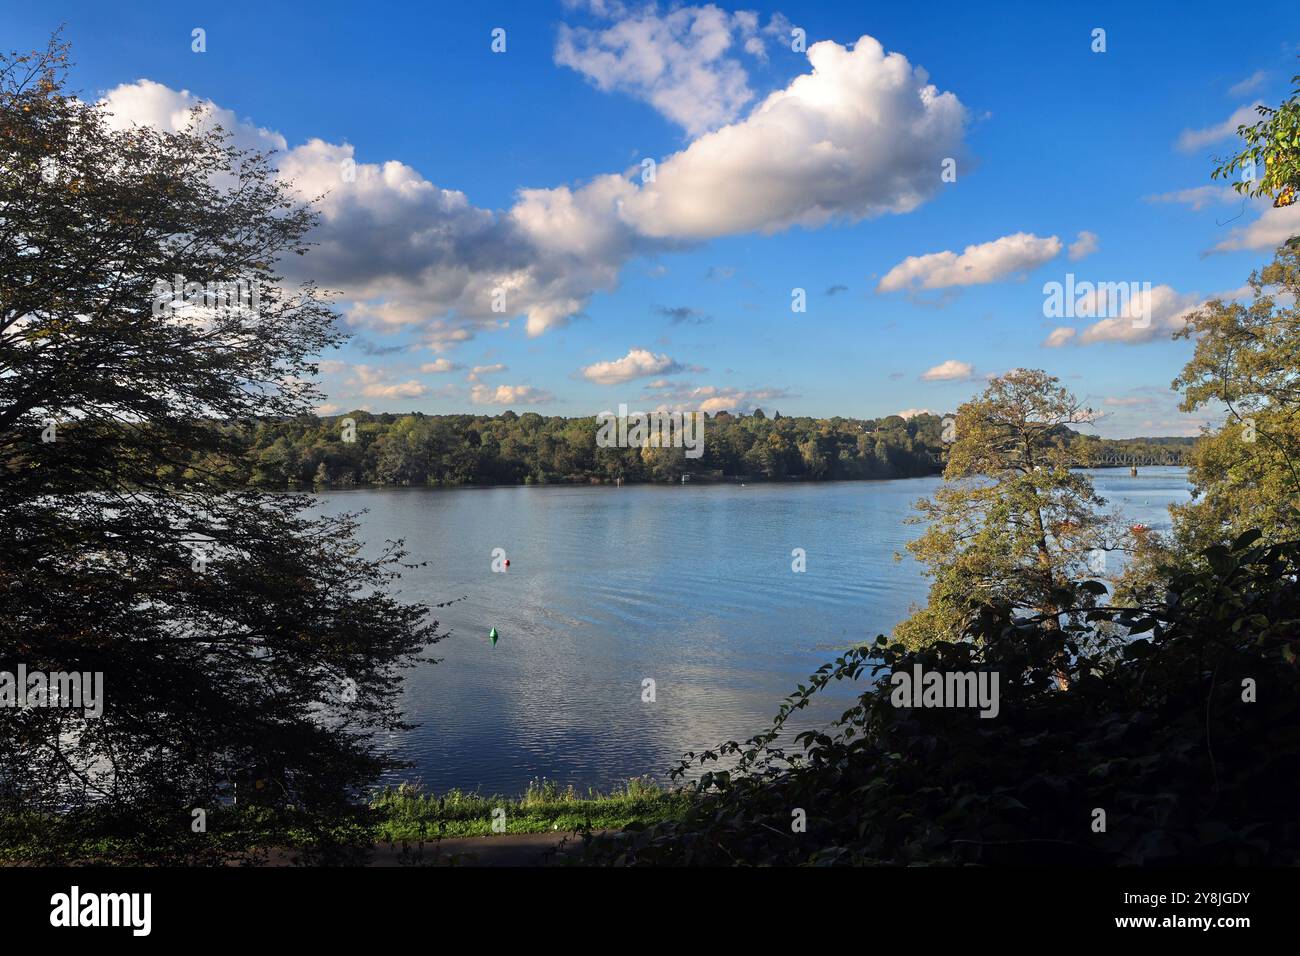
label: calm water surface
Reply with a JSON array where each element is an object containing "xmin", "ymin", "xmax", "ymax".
[{"xmin": 313, "ymin": 467, "xmax": 1190, "ymax": 795}]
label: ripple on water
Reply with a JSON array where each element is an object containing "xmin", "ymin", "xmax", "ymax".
[{"xmin": 315, "ymin": 473, "xmax": 1189, "ymax": 794}]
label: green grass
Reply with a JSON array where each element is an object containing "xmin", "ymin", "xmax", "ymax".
[
  {"xmin": 370, "ymin": 776, "xmax": 690, "ymax": 840},
  {"xmin": 0, "ymin": 777, "xmax": 690, "ymax": 862}
]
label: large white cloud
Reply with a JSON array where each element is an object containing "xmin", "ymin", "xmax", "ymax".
[
  {"xmin": 101, "ymin": 83, "xmax": 644, "ymax": 338},
  {"xmin": 619, "ymin": 35, "xmax": 968, "ymax": 239},
  {"xmin": 98, "ymin": 29, "xmax": 968, "ymax": 343},
  {"xmin": 98, "ymin": 79, "xmax": 286, "ymax": 154},
  {"xmin": 879, "ymin": 233, "xmax": 1061, "ymax": 292}
]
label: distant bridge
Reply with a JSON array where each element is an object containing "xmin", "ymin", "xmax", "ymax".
[
  {"xmin": 1091, "ymin": 453, "xmax": 1182, "ymax": 467},
  {"xmin": 892, "ymin": 451, "xmax": 1181, "ymax": 469}
]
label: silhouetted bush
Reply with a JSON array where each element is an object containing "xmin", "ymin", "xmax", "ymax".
[{"xmin": 584, "ymin": 529, "xmax": 1300, "ymax": 865}]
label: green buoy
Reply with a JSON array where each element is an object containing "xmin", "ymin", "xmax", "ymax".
[{"xmin": 489, "ymin": 627, "xmax": 499, "ymax": 647}]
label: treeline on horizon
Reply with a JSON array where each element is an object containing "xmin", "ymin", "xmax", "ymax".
[{"xmin": 217, "ymin": 408, "xmax": 1197, "ymax": 488}]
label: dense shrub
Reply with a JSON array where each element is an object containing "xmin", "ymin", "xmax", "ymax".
[{"xmin": 584, "ymin": 530, "xmax": 1300, "ymax": 865}]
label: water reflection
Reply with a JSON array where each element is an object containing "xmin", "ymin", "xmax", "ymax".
[{"xmin": 313, "ymin": 468, "xmax": 1190, "ymax": 794}]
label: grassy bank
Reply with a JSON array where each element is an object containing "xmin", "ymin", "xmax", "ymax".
[
  {"xmin": 1, "ymin": 778, "xmax": 690, "ymax": 863},
  {"xmin": 371, "ymin": 777, "xmax": 690, "ymax": 841}
]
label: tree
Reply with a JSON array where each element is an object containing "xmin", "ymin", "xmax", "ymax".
[
  {"xmin": 797, "ymin": 429, "xmax": 832, "ymax": 478},
  {"xmin": 1120, "ymin": 75, "xmax": 1300, "ymax": 597},
  {"xmin": 640, "ymin": 441, "xmax": 686, "ymax": 481},
  {"xmin": 1212, "ymin": 62, "xmax": 1300, "ymax": 219},
  {"xmin": 0, "ymin": 38, "xmax": 441, "ymax": 862},
  {"xmin": 1167, "ymin": 247, "xmax": 1300, "ymax": 549},
  {"xmin": 582, "ymin": 532, "xmax": 1300, "ymax": 866},
  {"xmin": 895, "ymin": 370, "xmax": 1118, "ymax": 665}
]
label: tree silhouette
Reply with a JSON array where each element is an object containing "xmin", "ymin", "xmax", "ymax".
[{"xmin": 0, "ymin": 37, "xmax": 442, "ymax": 863}]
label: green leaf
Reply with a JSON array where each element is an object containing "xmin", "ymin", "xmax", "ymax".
[{"xmin": 1231, "ymin": 529, "xmax": 1264, "ymax": 552}]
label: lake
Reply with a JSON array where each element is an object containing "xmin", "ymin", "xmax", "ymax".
[{"xmin": 313, "ymin": 467, "xmax": 1191, "ymax": 796}]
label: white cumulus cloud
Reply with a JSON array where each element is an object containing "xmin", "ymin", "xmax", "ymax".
[
  {"xmin": 879, "ymin": 233, "xmax": 1061, "ymax": 292},
  {"xmin": 99, "ymin": 29, "xmax": 968, "ymax": 345},
  {"xmin": 619, "ymin": 34, "xmax": 969, "ymax": 240},
  {"xmin": 1046, "ymin": 285, "xmax": 1206, "ymax": 346},
  {"xmin": 920, "ymin": 359, "xmax": 975, "ymax": 381},
  {"xmin": 471, "ymin": 384, "xmax": 555, "ymax": 405},
  {"xmin": 582, "ymin": 347, "xmax": 684, "ymax": 384}
]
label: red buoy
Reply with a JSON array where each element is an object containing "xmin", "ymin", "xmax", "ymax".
[{"xmin": 504, "ymin": 558, "xmax": 511, "ymax": 568}]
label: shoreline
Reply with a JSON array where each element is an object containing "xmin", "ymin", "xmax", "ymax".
[{"xmin": 287, "ymin": 462, "xmax": 1189, "ymax": 494}]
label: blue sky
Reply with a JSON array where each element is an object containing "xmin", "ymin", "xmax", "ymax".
[{"xmin": 6, "ymin": 0, "xmax": 1298, "ymax": 435}]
